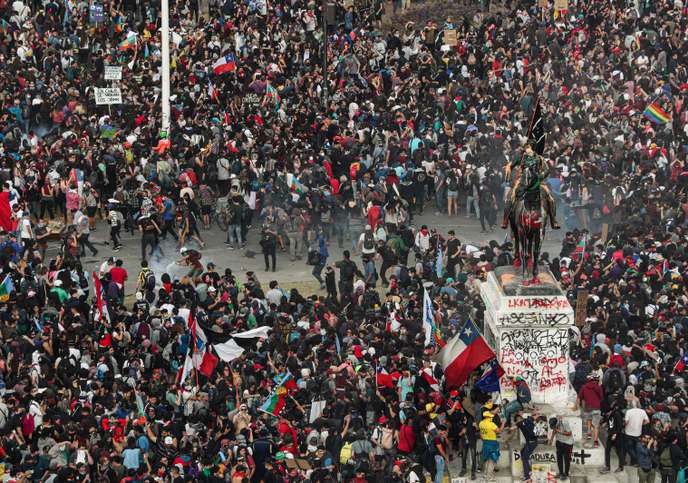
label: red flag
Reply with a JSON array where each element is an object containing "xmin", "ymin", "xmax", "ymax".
[
  {"xmin": 92, "ymin": 272, "xmax": 110, "ymax": 324},
  {"xmin": 0, "ymin": 191, "xmax": 11, "ymax": 232},
  {"xmin": 199, "ymin": 352, "xmax": 219, "ymax": 377},
  {"xmin": 376, "ymin": 369, "xmax": 394, "ymax": 389}
]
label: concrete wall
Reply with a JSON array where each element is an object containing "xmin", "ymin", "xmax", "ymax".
[{"xmin": 481, "ymin": 271, "xmax": 575, "ymax": 407}]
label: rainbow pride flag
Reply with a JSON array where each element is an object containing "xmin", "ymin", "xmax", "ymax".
[{"xmin": 643, "ymin": 102, "xmax": 671, "ymax": 124}]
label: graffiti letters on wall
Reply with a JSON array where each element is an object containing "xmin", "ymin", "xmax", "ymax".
[
  {"xmin": 499, "ymin": 328, "xmax": 569, "ymax": 393},
  {"xmin": 506, "ymin": 297, "xmax": 570, "ymax": 310},
  {"xmin": 497, "ymin": 311, "xmax": 570, "ymax": 327},
  {"xmin": 497, "ymin": 298, "xmax": 571, "ymax": 327}
]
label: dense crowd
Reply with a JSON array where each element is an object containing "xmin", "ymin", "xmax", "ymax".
[{"xmin": 1, "ymin": 0, "xmax": 688, "ymax": 481}]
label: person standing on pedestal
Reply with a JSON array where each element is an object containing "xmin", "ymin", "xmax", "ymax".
[
  {"xmin": 512, "ymin": 412, "xmax": 539, "ymax": 482},
  {"xmin": 550, "ymin": 416, "xmax": 573, "ymax": 481}
]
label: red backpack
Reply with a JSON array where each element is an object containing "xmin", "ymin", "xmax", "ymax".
[{"xmin": 21, "ymin": 413, "xmax": 35, "ymax": 438}]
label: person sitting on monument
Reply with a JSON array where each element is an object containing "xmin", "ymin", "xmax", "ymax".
[
  {"xmin": 501, "ymin": 143, "xmax": 560, "ymax": 230},
  {"xmin": 503, "ymin": 376, "xmax": 532, "ymax": 425}
]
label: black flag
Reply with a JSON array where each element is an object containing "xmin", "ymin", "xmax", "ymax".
[{"xmin": 527, "ymin": 98, "xmax": 545, "ymax": 156}]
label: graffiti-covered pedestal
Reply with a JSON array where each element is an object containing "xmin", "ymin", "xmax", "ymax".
[{"xmin": 480, "ymin": 266, "xmax": 574, "ymax": 407}]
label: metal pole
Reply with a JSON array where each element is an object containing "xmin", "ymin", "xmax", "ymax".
[
  {"xmin": 161, "ymin": 0, "xmax": 171, "ymax": 134},
  {"xmin": 321, "ymin": 0, "xmax": 328, "ymax": 108}
]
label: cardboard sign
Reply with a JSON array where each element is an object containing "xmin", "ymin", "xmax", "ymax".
[
  {"xmin": 538, "ymin": 0, "xmax": 547, "ymax": 7},
  {"xmin": 574, "ymin": 289, "xmax": 589, "ymax": 327},
  {"xmin": 94, "ymin": 88, "xmax": 122, "ymax": 105},
  {"xmin": 444, "ymin": 29, "xmax": 457, "ymax": 46},
  {"xmin": 104, "ymin": 65, "xmax": 122, "ymax": 80},
  {"xmin": 554, "ymin": 0, "xmax": 568, "ymax": 10},
  {"xmin": 89, "ymin": 3, "xmax": 105, "ymax": 23},
  {"xmin": 243, "ymin": 93, "xmax": 261, "ymax": 106}
]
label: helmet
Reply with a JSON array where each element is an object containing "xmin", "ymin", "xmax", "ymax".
[{"xmin": 180, "ymin": 247, "xmax": 188, "ymax": 254}]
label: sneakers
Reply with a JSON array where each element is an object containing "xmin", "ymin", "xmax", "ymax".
[
  {"xmin": 614, "ymin": 467, "xmax": 624, "ymax": 473},
  {"xmin": 594, "ymin": 440, "xmax": 599, "ymax": 448},
  {"xmin": 599, "ymin": 467, "xmax": 610, "ymax": 474}
]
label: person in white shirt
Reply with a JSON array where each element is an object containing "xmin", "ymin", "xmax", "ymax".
[
  {"xmin": 73, "ymin": 209, "xmax": 97, "ymax": 257},
  {"xmin": 623, "ymin": 401, "xmax": 649, "ymax": 467},
  {"xmin": 99, "ymin": 257, "xmax": 115, "ymax": 278},
  {"xmin": 19, "ymin": 211, "xmax": 33, "ymax": 259},
  {"xmin": 414, "ymin": 225, "xmax": 431, "ymax": 254}
]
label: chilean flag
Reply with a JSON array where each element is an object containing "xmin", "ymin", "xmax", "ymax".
[
  {"xmin": 435, "ymin": 319, "xmax": 496, "ymax": 389},
  {"xmin": 213, "ymin": 53, "xmax": 237, "ymax": 74},
  {"xmin": 674, "ymin": 354, "xmax": 688, "ymax": 374}
]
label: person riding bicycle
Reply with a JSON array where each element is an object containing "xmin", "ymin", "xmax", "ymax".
[{"xmin": 501, "ymin": 143, "xmax": 560, "ymax": 230}]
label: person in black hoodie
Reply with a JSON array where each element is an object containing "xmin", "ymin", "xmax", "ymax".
[
  {"xmin": 599, "ymin": 397, "xmax": 625, "ymax": 474},
  {"xmin": 657, "ymin": 430, "xmax": 685, "ymax": 483}
]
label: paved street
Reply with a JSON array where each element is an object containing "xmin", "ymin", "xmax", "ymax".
[{"xmin": 57, "ymin": 211, "xmax": 564, "ymax": 297}]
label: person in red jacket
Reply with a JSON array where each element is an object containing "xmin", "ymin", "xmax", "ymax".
[{"xmin": 576, "ymin": 373, "xmax": 603, "ymax": 447}]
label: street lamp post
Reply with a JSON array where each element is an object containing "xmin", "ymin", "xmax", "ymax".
[
  {"xmin": 161, "ymin": 0, "xmax": 171, "ymax": 135},
  {"xmin": 321, "ymin": 0, "xmax": 328, "ymax": 108}
]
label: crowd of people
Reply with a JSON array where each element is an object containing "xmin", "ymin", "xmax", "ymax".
[{"xmin": 1, "ymin": 0, "xmax": 688, "ymax": 481}]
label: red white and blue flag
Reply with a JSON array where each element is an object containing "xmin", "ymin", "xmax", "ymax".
[
  {"xmin": 435, "ymin": 319, "xmax": 496, "ymax": 389},
  {"xmin": 475, "ymin": 359, "xmax": 505, "ymax": 393},
  {"xmin": 213, "ymin": 53, "xmax": 237, "ymax": 74},
  {"xmin": 674, "ymin": 354, "xmax": 688, "ymax": 374}
]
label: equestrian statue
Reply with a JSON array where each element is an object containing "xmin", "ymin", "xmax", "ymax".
[{"xmin": 500, "ymin": 100, "xmax": 560, "ymax": 284}]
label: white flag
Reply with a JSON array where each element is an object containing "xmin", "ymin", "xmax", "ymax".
[
  {"xmin": 213, "ymin": 339, "xmax": 245, "ymax": 362},
  {"xmin": 423, "ymin": 289, "xmax": 435, "ymax": 347},
  {"xmin": 309, "ymin": 400, "xmax": 327, "ymax": 423},
  {"xmin": 232, "ymin": 326, "xmax": 271, "ymax": 339}
]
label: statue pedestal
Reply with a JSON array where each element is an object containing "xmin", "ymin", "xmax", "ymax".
[{"xmin": 480, "ymin": 266, "xmax": 575, "ymax": 408}]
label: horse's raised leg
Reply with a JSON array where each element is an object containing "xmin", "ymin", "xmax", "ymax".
[
  {"xmin": 510, "ymin": 216, "xmax": 521, "ymax": 268},
  {"xmin": 530, "ymin": 228, "xmax": 543, "ymax": 285}
]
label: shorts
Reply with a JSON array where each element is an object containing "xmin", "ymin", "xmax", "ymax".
[
  {"xmin": 201, "ymin": 205, "xmax": 212, "ymax": 215},
  {"xmin": 583, "ymin": 409, "xmax": 601, "ymax": 426},
  {"xmin": 447, "ymin": 190, "xmax": 458, "ymax": 199},
  {"xmin": 87, "ymin": 206, "xmax": 97, "ymax": 217}
]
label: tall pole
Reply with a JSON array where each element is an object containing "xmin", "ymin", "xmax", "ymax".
[
  {"xmin": 321, "ymin": 0, "xmax": 328, "ymax": 108},
  {"xmin": 161, "ymin": 0, "xmax": 171, "ymax": 135}
]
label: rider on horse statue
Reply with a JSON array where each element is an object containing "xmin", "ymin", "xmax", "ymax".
[{"xmin": 501, "ymin": 143, "xmax": 560, "ymax": 230}]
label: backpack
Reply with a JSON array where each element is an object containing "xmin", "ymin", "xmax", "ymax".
[
  {"xmin": 339, "ymin": 442, "xmax": 353, "ymax": 464},
  {"xmin": 660, "ymin": 446, "xmax": 673, "ymax": 468},
  {"xmin": 398, "ymin": 266, "xmax": 410, "ymax": 286},
  {"xmin": 22, "ymin": 413, "xmax": 35, "ymax": 438},
  {"xmin": 363, "ymin": 233, "xmax": 375, "ymax": 251},
  {"xmin": 144, "ymin": 270, "xmax": 156, "ymax": 291},
  {"xmin": 606, "ymin": 368, "xmax": 624, "ymax": 394}
]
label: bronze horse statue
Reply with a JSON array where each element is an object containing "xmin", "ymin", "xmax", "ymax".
[{"xmin": 508, "ymin": 164, "xmax": 547, "ymax": 285}]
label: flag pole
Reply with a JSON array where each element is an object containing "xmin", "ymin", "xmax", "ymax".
[{"xmin": 191, "ymin": 312, "xmax": 199, "ymax": 390}]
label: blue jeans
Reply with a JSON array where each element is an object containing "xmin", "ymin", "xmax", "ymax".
[
  {"xmin": 435, "ymin": 187, "xmax": 446, "ymax": 212},
  {"xmin": 521, "ymin": 441, "xmax": 537, "ymax": 479},
  {"xmin": 434, "ymin": 455, "xmax": 445, "ymax": 483},
  {"xmin": 503, "ymin": 400, "xmax": 523, "ymax": 425},
  {"xmin": 227, "ymin": 224, "xmax": 242, "ymax": 247}
]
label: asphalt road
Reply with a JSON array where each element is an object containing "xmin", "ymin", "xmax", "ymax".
[{"xmin": 54, "ymin": 211, "xmax": 564, "ymax": 297}]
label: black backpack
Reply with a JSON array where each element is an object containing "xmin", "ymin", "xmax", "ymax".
[
  {"xmin": 144, "ymin": 270, "xmax": 156, "ymax": 291},
  {"xmin": 363, "ymin": 233, "xmax": 375, "ymax": 250},
  {"xmin": 398, "ymin": 266, "xmax": 410, "ymax": 286}
]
